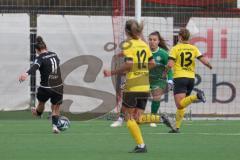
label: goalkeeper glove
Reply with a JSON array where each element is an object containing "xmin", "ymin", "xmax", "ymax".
[{"xmin": 167, "ymin": 80, "xmax": 174, "ymax": 91}]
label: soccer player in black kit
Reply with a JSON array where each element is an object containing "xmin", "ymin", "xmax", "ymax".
[{"xmin": 19, "ymin": 36, "xmax": 63, "ymax": 134}]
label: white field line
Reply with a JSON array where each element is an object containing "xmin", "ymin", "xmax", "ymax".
[{"xmin": 8, "ymin": 132, "xmax": 240, "ymax": 136}]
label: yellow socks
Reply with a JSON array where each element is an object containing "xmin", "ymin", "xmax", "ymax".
[
  {"xmin": 179, "ymin": 95, "xmax": 197, "ymax": 109},
  {"xmin": 175, "ymin": 108, "xmax": 186, "ymax": 129},
  {"xmin": 175, "ymin": 95, "xmax": 197, "ymax": 129},
  {"xmin": 138, "ymin": 114, "xmax": 160, "ymax": 124},
  {"xmin": 127, "ymin": 119, "xmax": 144, "ymax": 145}
]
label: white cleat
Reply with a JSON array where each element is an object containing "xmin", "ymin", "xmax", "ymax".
[
  {"xmin": 52, "ymin": 125, "xmax": 60, "ymax": 134},
  {"xmin": 110, "ymin": 120, "xmax": 123, "ymax": 127},
  {"xmin": 150, "ymin": 123, "xmax": 157, "ymax": 127}
]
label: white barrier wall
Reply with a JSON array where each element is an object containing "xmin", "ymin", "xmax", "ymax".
[
  {"xmin": 37, "ymin": 15, "xmax": 116, "ymax": 113},
  {"xmin": 152, "ymin": 18, "xmax": 240, "ymax": 115},
  {"xmin": 0, "ymin": 14, "xmax": 29, "ymax": 111},
  {"xmin": 187, "ymin": 18, "xmax": 240, "ymax": 115},
  {"xmin": 0, "ymin": 15, "xmax": 239, "ymax": 116}
]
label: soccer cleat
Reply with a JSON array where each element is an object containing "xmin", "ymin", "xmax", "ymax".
[
  {"xmin": 52, "ymin": 125, "xmax": 61, "ymax": 134},
  {"xmin": 150, "ymin": 123, "xmax": 157, "ymax": 127},
  {"xmin": 110, "ymin": 120, "xmax": 123, "ymax": 127},
  {"xmin": 160, "ymin": 113, "xmax": 175, "ymax": 130},
  {"xmin": 197, "ymin": 90, "xmax": 206, "ymax": 103},
  {"xmin": 129, "ymin": 145, "xmax": 147, "ymax": 153},
  {"xmin": 168, "ymin": 128, "xmax": 180, "ymax": 133}
]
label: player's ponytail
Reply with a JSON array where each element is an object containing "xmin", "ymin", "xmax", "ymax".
[
  {"xmin": 179, "ymin": 28, "xmax": 190, "ymax": 41},
  {"xmin": 125, "ymin": 19, "xmax": 143, "ymax": 39},
  {"xmin": 35, "ymin": 36, "xmax": 47, "ymax": 51},
  {"xmin": 150, "ymin": 31, "xmax": 169, "ymax": 51}
]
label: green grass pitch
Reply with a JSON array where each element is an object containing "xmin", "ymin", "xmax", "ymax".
[{"xmin": 0, "ymin": 119, "xmax": 240, "ymax": 160}]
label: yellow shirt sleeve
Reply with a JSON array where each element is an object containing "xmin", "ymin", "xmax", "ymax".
[
  {"xmin": 123, "ymin": 45, "xmax": 134, "ymax": 61},
  {"xmin": 122, "ymin": 41, "xmax": 132, "ymax": 56},
  {"xmin": 146, "ymin": 47, "xmax": 153, "ymax": 61}
]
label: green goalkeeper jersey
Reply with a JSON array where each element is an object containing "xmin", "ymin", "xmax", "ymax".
[{"xmin": 149, "ymin": 47, "xmax": 173, "ymax": 81}]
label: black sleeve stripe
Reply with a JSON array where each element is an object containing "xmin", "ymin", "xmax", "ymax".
[
  {"xmin": 148, "ymin": 56, "xmax": 153, "ymax": 61},
  {"xmin": 124, "ymin": 57, "xmax": 133, "ymax": 62},
  {"xmin": 168, "ymin": 57, "xmax": 176, "ymax": 60},
  {"xmin": 197, "ymin": 55, "xmax": 203, "ymax": 59}
]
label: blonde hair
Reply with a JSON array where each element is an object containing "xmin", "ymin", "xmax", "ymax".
[
  {"xmin": 125, "ymin": 19, "xmax": 143, "ymax": 39},
  {"xmin": 179, "ymin": 28, "xmax": 190, "ymax": 41}
]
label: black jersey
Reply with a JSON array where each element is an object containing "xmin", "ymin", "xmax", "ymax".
[{"xmin": 27, "ymin": 51, "xmax": 63, "ymax": 88}]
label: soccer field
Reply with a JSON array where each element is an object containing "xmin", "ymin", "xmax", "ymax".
[{"xmin": 0, "ymin": 119, "xmax": 240, "ymax": 160}]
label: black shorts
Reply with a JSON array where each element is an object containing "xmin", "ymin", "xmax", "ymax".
[
  {"xmin": 122, "ymin": 92, "xmax": 149, "ymax": 110},
  {"xmin": 37, "ymin": 86, "xmax": 63, "ymax": 105},
  {"xmin": 173, "ymin": 78, "xmax": 195, "ymax": 96}
]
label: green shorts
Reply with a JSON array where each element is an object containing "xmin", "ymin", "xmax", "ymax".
[{"xmin": 150, "ymin": 79, "xmax": 167, "ymax": 90}]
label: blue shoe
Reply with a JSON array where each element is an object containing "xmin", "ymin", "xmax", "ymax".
[
  {"xmin": 161, "ymin": 113, "xmax": 174, "ymax": 130},
  {"xmin": 197, "ymin": 90, "xmax": 206, "ymax": 103}
]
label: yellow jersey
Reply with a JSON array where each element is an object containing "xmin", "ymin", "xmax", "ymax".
[
  {"xmin": 169, "ymin": 43, "xmax": 203, "ymax": 78},
  {"xmin": 122, "ymin": 39, "xmax": 153, "ymax": 92}
]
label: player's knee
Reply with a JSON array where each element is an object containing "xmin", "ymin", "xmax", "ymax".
[
  {"xmin": 177, "ymin": 106, "xmax": 184, "ymax": 110},
  {"xmin": 135, "ymin": 116, "xmax": 141, "ymax": 124},
  {"xmin": 39, "ymin": 101, "xmax": 45, "ymax": 105},
  {"xmin": 176, "ymin": 102, "xmax": 184, "ymax": 109}
]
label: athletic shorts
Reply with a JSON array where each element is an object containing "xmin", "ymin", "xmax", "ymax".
[
  {"xmin": 37, "ymin": 86, "xmax": 63, "ymax": 105},
  {"xmin": 173, "ymin": 78, "xmax": 195, "ymax": 96},
  {"xmin": 150, "ymin": 79, "xmax": 167, "ymax": 90},
  {"xmin": 122, "ymin": 92, "xmax": 149, "ymax": 110}
]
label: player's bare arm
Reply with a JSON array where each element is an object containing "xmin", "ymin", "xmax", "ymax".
[
  {"xmin": 18, "ymin": 63, "xmax": 39, "ymax": 82},
  {"xmin": 103, "ymin": 60, "xmax": 133, "ymax": 77},
  {"xmin": 198, "ymin": 56, "xmax": 213, "ymax": 70},
  {"xmin": 148, "ymin": 58, "xmax": 156, "ymax": 69}
]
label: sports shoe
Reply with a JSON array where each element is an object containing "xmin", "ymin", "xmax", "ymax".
[
  {"xmin": 160, "ymin": 113, "xmax": 174, "ymax": 130},
  {"xmin": 169, "ymin": 128, "xmax": 180, "ymax": 133},
  {"xmin": 110, "ymin": 120, "xmax": 123, "ymax": 127},
  {"xmin": 150, "ymin": 123, "xmax": 157, "ymax": 127},
  {"xmin": 52, "ymin": 124, "xmax": 60, "ymax": 134},
  {"xmin": 197, "ymin": 90, "xmax": 206, "ymax": 103},
  {"xmin": 129, "ymin": 145, "xmax": 147, "ymax": 153}
]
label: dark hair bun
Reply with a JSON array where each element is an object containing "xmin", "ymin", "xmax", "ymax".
[
  {"xmin": 35, "ymin": 36, "xmax": 47, "ymax": 50},
  {"xmin": 36, "ymin": 36, "xmax": 44, "ymax": 43}
]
